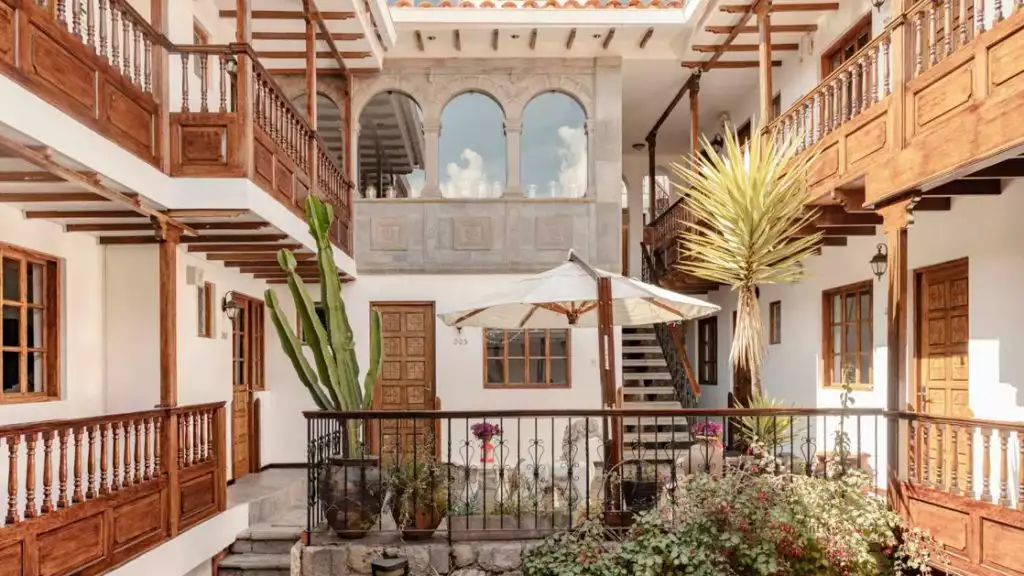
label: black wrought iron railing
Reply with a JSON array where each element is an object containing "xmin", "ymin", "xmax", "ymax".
[{"xmin": 304, "ymin": 408, "xmax": 887, "ymax": 540}]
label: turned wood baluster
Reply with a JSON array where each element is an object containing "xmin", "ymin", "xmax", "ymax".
[
  {"xmin": 951, "ymin": 425, "xmax": 961, "ymax": 495},
  {"xmin": 72, "ymin": 427, "xmax": 84, "ymax": 504},
  {"xmin": 122, "ymin": 421, "xmax": 132, "ymax": 486},
  {"xmin": 192, "ymin": 412, "xmax": 200, "ymax": 465},
  {"xmin": 87, "ymin": 0, "xmax": 95, "ymax": 49},
  {"xmin": 915, "ymin": 10, "xmax": 925, "ymax": 76},
  {"xmin": 6, "ymin": 436, "xmax": 19, "ymax": 525},
  {"xmin": 72, "ymin": 0, "xmax": 82, "ymax": 38},
  {"xmin": 111, "ymin": 422, "xmax": 121, "ymax": 491},
  {"xmin": 922, "ymin": 421, "xmax": 932, "ymax": 488},
  {"xmin": 41, "ymin": 432, "xmax": 54, "ymax": 513},
  {"xmin": 1019, "ymin": 434, "xmax": 1024, "ymax": 511},
  {"xmin": 144, "ymin": 38, "xmax": 152, "ymax": 93},
  {"xmin": 200, "ymin": 55, "xmax": 209, "ymax": 112},
  {"xmin": 110, "ymin": 3, "xmax": 120, "ymax": 71},
  {"xmin": 144, "ymin": 417, "xmax": 152, "ymax": 481},
  {"xmin": 99, "ymin": 0, "xmax": 108, "ymax": 60},
  {"xmin": 966, "ymin": 426, "xmax": 974, "ymax": 496},
  {"xmin": 944, "ymin": 0, "xmax": 953, "ymax": 55},
  {"xmin": 86, "ymin": 425, "xmax": 96, "ymax": 499},
  {"xmin": 24, "ymin": 433, "xmax": 37, "ymax": 519},
  {"xmin": 839, "ymin": 73, "xmax": 849, "ymax": 124},
  {"xmin": 154, "ymin": 417, "xmax": 162, "ymax": 475},
  {"xmin": 133, "ymin": 27, "xmax": 141, "ymax": 88},
  {"xmin": 999, "ymin": 430, "xmax": 1009, "ymax": 506},
  {"xmin": 812, "ymin": 93, "xmax": 821, "ymax": 143},
  {"xmin": 982, "ymin": 428, "xmax": 993, "ymax": 502},
  {"xmin": 133, "ymin": 420, "xmax": 142, "ymax": 484},
  {"xmin": 936, "ymin": 423, "xmax": 945, "ymax": 491},
  {"xmin": 909, "ymin": 420, "xmax": 918, "ymax": 482},
  {"xmin": 99, "ymin": 424, "xmax": 109, "ymax": 495},
  {"xmin": 975, "ymin": 0, "xmax": 985, "ymax": 37},
  {"xmin": 181, "ymin": 54, "xmax": 190, "ymax": 113},
  {"xmin": 929, "ymin": 0, "xmax": 938, "ymax": 66},
  {"xmin": 219, "ymin": 55, "xmax": 228, "ymax": 113},
  {"xmin": 995, "ymin": 0, "xmax": 1004, "ymax": 21},
  {"xmin": 177, "ymin": 415, "xmax": 184, "ymax": 469},
  {"xmin": 206, "ymin": 410, "xmax": 213, "ymax": 461},
  {"xmin": 870, "ymin": 50, "xmax": 878, "ymax": 105},
  {"xmin": 851, "ymin": 67, "xmax": 861, "ymax": 116},
  {"xmin": 861, "ymin": 58, "xmax": 870, "ymax": 112},
  {"xmin": 57, "ymin": 429, "xmax": 69, "ymax": 508},
  {"xmin": 959, "ymin": 0, "xmax": 968, "ymax": 47},
  {"xmin": 57, "ymin": 0, "xmax": 67, "ymax": 26},
  {"xmin": 122, "ymin": 15, "xmax": 131, "ymax": 79},
  {"xmin": 883, "ymin": 36, "xmax": 891, "ymax": 96}
]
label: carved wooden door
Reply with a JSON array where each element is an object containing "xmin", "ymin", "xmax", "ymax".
[
  {"xmin": 916, "ymin": 259, "xmax": 970, "ymax": 490},
  {"xmin": 373, "ymin": 303, "xmax": 436, "ymax": 463},
  {"xmin": 231, "ymin": 295, "xmax": 264, "ymax": 479}
]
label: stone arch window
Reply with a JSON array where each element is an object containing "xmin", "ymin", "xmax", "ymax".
[
  {"xmin": 520, "ymin": 91, "xmax": 587, "ymax": 198},
  {"xmin": 438, "ymin": 91, "xmax": 506, "ymax": 199},
  {"xmin": 293, "ymin": 93, "xmax": 345, "ymax": 167},
  {"xmin": 358, "ymin": 91, "xmax": 426, "ymax": 198}
]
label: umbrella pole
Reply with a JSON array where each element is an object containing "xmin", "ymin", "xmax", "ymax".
[{"xmin": 597, "ymin": 276, "xmax": 623, "ymax": 520}]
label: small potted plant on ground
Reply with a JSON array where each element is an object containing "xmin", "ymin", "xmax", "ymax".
[
  {"xmin": 620, "ymin": 460, "xmax": 661, "ymax": 512},
  {"xmin": 385, "ymin": 454, "xmax": 449, "ymax": 541},
  {"xmin": 471, "ymin": 422, "xmax": 502, "ymax": 464}
]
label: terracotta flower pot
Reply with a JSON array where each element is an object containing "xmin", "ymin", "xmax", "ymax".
[
  {"xmin": 318, "ymin": 457, "xmax": 382, "ymax": 539},
  {"xmin": 401, "ymin": 506, "xmax": 443, "ymax": 541}
]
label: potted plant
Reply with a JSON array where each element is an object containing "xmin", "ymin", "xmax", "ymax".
[
  {"xmin": 385, "ymin": 456, "xmax": 449, "ymax": 540},
  {"xmin": 470, "ymin": 422, "xmax": 502, "ymax": 464},
  {"xmin": 680, "ymin": 421, "xmax": 725, "ymax": 476},
  {"xmin": 620, "ymin": 460, "xmax": 661, "ymax": 512},
  {"xmin": 265, "ymin": 196, "xmax": 384, "ymax": 539}
]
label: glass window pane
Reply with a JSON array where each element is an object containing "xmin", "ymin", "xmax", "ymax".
[
  {"xmin": 27, "ymin": 352, "xmax": 43, "ymax": 393},
  {"xmin": 507, "ymin": 331, "xmax": 525, "ymax": 357},
  {"xmin": 439, "ymin": 92, "xmax": 506, "ymax": 198},
  {"xmin": 860, "ymin": 322, "xmax": 871, "ymax": 355},
  {"xmin": 508, "ymin": 359, "xmax": 525, "ymax": 384},
  {"xmin": 832, "ymin": 295, "xmax": 841, "ymax": 322},
  {"xmin": 2, "ymin": 351, "xmax": 19, "ymax": 392},
  {"xmin": 528, "ymin": 330, "xmax": 546, "ymax": 359},
  {"xmin": 2, "ymin": 306, "xmax": 20, "ymax": 347},
  {"xmin": 233, "ymin": 361, "xmax": 244, "ymax": 386},
  {"xmin": 860, "ymin": 354, "xmax": 871, "ymax": 385},
  {"xmin": 26, "ymin": 263, "xmax": 43, "ymax": 304},
  {"xmin": 236, "ymin": 307, "xmax": 246, "ymax": 331},
  {"xmin": 528, "ymin": 359, "xmax": 545, "ymax": 384},
  {"xmin": 29, "ymin": 309, "xmax": 43, "ymax": 349},
  {"xmin": 550, "ymin": 330, "xmax": 568, "ymax": 356},
  {"xmin": 197, "ymin": 287, "xmax": 207, "ymax": 334},
  {"xmin": 845, "ymin": 323, "xmax": 857, "ymax": 356},
  {"xmin": 2, "ymin": 258, "xmax": 19, "ymax": 301},
  {"xmin": 832, "ymin": 354, "xmax": 841, "ymax": 384},
  {"xmin": 550, "ymin": 359, "xmax": 568, "ymax": 385},
  {"xmin": 485, "ymin": 331, "xmax": 504, "ymax": 357},
  {"xmin": 486, "ymin": 359, "xmax": 505, "ymax": 384},
  {"xmin": 521, "ymin": 92, "xmax": 587, "ymax": 198},
  {"xmin": 832, "ymin": 325, "xmax": 841, "ymax": 354},
  {"xmin": 845, "ymin": 294, "xmax": 856, "ymax": 321},
  {"xmin": 860, "ymin": 292, "xmax": 871, "ymax": 319}
]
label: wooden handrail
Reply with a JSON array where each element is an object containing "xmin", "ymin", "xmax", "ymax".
[
  {"xmin": 897, "ymin": 411, "xmax": 1024, "ymax": 433},
  {"xmin": 0, "ymin": 407, "xmax": 167, "ymax": 437},
  {"xmin": 247, "ymin": 49, "xmax": 314, "ymax": 135},
  {"xmin": 667, "ymin": 322, "xmax": 700, "ymax": 400}
]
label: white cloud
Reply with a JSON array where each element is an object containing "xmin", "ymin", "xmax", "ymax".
[
  {"xmin": 556, "ymin": 125, "xmax": 587, "ymax": 198},
  {"xmin": 441, "ymin": 148, "xmax": 501, "ymax": 198}
]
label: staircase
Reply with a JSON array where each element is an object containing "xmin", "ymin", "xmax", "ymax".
[
  {"xmin": 218, "ymin": 525, "xmax": 302, "ymax": 576},
  {"xmin": 619, "ymin": 326, "xmax": 693, "ymax": 469}
]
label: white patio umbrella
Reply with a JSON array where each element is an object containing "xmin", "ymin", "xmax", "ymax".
[{"xmin": 437, "ymin": 250, "xmax": 720, "ymax": 405}]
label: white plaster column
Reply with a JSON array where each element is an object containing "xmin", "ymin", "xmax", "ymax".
[
  {"xmin": 422, "ymin": 118, "xmax": 442, "ymax": 198},
  {"xmin": 627, "ymin": 173, "xmax": 644, "ymax": 278},
  {"xmin": 504, "ymin": 117, "xmax": 522, "ymax": 197},
  {"xmin": 584, "ymin": 119, "xmax": 597, "ymax": 198}
]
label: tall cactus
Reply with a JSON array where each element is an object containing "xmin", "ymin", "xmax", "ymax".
[{"xmin": 265, "ymin": 196, "xmax": 382, "ymax": 456}]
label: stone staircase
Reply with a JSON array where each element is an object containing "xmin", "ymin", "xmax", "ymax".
[
  {"xmin": 218, "ymin": 525, "xmax": 302, "ymax": 576},
  {"xmin": 620, "ymin": 326, "xmax": 692, "ymax": 469}
]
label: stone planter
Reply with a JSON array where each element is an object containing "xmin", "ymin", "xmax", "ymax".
[
  {"xmin": 318, "ymin": 457, "xmax": 382, "ymax": 539},
  {"xmin": 677, "ymin": 438, "xmax": 724, "ymax": 476}
]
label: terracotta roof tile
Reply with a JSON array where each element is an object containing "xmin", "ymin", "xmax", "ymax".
[{"xmin": 395, "ymin": 0, "xmax": 684, "ymax": 8}]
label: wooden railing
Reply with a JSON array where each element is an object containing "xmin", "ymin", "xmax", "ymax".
[
  {"xmin": 0, "ymin": 403, "xmax": 226, "ymax": 575},
  {"xmin": 906, "ymin": 0, "xmax": 978, "ymax": 80},
  {"xmin": 251, "ymin": 55, "xmax": 313, "ymax": 175}
]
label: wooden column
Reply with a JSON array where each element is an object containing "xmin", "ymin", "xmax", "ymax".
[
  {"xmin": 689, "ymin": 72, "xmax": 701, "ymax": 157},
  {"xmin": 150, "ymin": 0, "xmax": 169, "ymax": 171},
  {"xmin": 757, "ymin": 0, "xmax": 774, "ymax": 127},
  {"xmin": 235, "ymin": 0, "xmax": 254, "ymax": 179},
  {"xmin": 646, "ymin": 134, "xmax": 657, "ymax": 220},
  {"xmin": 305, "ymin": 12, "xmax": 319, "ymax": 194},
  {"xmin": 889, "ymin": 0, "xmax": 908, "ymax": 154},
  {"xmin": 880, "ymin": 197, "xmax": 917, "ymax": 501},
  {"xmin": 157, "ymin": 222, "xmax": 181, "ymax": 408}
]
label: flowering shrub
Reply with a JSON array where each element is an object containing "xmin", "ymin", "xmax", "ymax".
[
  {"xmin": 523, "ymin": 469, "xmax": 943, "ymax": 576},
  {"xmin": 691, "ymin": 421, "xmax": 723, "ymax": 438},
  {"xmin": 470, "ymin": 422, "xmax": 502, "ymax": 440}
]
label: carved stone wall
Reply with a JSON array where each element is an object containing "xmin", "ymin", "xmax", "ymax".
[{"xmin": 350, "ymin": 58, "xmax": 623, "ymax": 274}]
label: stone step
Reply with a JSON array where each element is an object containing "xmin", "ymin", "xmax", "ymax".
[
  {"xmin": 622, "ymin": 332, "xmax": 656, "ymax": 341},
  {"xmin": 622, "ymin": 401, "xmax": 682, "ymax": 410},
  {"xmin": 621, "ymin": 386, "xmax": 675, "ymax": 396},
  {"xmin": 623, "ymin": 372, "xmax": 670, "ymax": 381},
  {"xmin": 621, "ymin": 345, "xmax": 662, "ymax": 354},
  {"xmin": 219, "ymin": 553, "xmax": 291, "ymax": 571},
  {"xmin": 623, "ymin": 431, "xmax": 691, "ymax": 444},
  {"xmin": 621, "ymin": 358, "xmax": 667, "ymax": 367},
  {"xmin": 232, "ymin": 525, "xmax": 304, "ymax": 554}
]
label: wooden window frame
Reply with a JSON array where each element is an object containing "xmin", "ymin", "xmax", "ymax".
[
  {"xmin": 1, "ymin": 242, "xmax": 60, "ymax": 403},
  {"xmin": 232, "ymin": 293, "xmax": 266, "ymax": 392},
  {"xmin": 198, "ymin": 281, "xmax": 214, "ymax": 338},
  {"xmin": 697, "ymin": 316, "xmax": 718, "ymax": 387},
  {"xmin": 769, "ymin": 301, "xmax": 782, "ymax": 345},
  {"xmin": 822, "ymin": 280, "xmax": 873, "ymax": 389},
  {"xmin": 483, "ymin": 328, "xmax": 571, "ymax": 389},
  {"xmin": 820, "ymin": 13, "xmax": 872, "ymax": 78}
]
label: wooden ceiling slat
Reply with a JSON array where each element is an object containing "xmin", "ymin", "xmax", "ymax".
[
  {"xmin": 99, "ymin": 234, "xmax": 290, "ymax": 245},
  {"xmin": 706, "ymin": 24, "xmax": 818, "ymax": 34},
  {"xmin": 693, "ymin": 43, "xmax": 798, "ymax": 52},
  {"xmin": 257, "ymin": 51, "xmax": 371, "ymax": 59},
  {"xmin": 68, "ymin": 221, "xmax": 268, "ymax": 233},
  {"xmin": 208, "ymin": 252, "xmax": 316, "ymax": 261},
  {"xmin": 188, "ymin": 243, "xmax": 304, "ymax": 253},
  {"xmin": 25, "ymin": 210, "xmax": 140, "ymax": 219},
  {"xmin": 682, "ymin": 60, "xmax": 782, "ymax": 69},
  {"xmin": 219, "ymin": 10, "xmax": 354, "ymax": 19},
  {"xmin": 252, "ymin": 32, "xmax": 364, "ymax": 41},
  {"xmin": 719, "ymin": 2, "xmax": 838, "ymax": 12},
  {"xmin": 0, "ymin": 192, "xmax": 110, "ymax": 202}
]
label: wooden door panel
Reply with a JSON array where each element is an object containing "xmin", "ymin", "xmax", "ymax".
[{"xmin": 229, "ymin": 295, "xmax": 265, "ymax": 480}]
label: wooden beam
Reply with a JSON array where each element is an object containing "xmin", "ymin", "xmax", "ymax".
[
  {"xmin": 796, "ymin": 225, "xmax": 877, "ymax": 237},
  {"xmin": 188, "ymin": 243, "xmax": 303, "ymax": 253},
  {"xmin": 706, "ymin": 24, "xmax": 818, "ymax": 34},
  {"xmin": 682, "ymin": 60, "xmax": 782, "ymax": 69},
  {"xmin": 694, "ymin": 43, "xmax": 798, "ymax": 52},
  {"xmin": 219, "ymin": 9, "xmax": 354, "ymax": 19},
  {"xmin": 602, "ymin": 28, "xmax": 615, "ymax": 50},
  {"xmin": 0, "ymin": 171, "xmax": 66, "ymax": 182},
  {"xmin": 306, "ymin": 0, "xmax": 351, "ymax": 74},
  {"xmin": 720, "ymin": 2, "xmax": 838, "ymax": 12},
  {"xmin": 208, "ymin": 254, "xmax": 315, "ymax": 263},
  {"xmin": 566, "ymin": 28, "xmax": 576, "ymax": 50},
  {"xmin": 758, "ymin": 0, "xmax": 774, "ymax": 126},
  {"xmin": 963, "ymin": 159, "xmax": 1024, "ymax": 178},
  {"xmin": 0, "ymin": 192, "xmax": 109, "ymax": 202},
  {"xmin": 252, "ymin": 31, "xmax": 363, "ymax": 41},
  {"xmin": 648, "ymin": 73, "xmax": 699, "ymax": 140},
  {"xmin": 99, "ymin": 234, "xmax": 289, "ymax": 245},
  {"xmin": 453, "ymin": 30, "xmax": 460, "ymax": 51},
  {"xmin": 927, "ymin": 179, "xmax": 1002, "ymax": 195},
  {"xmin": 415, "ymin": 30, "xmax": 425, "ymax": 52},
  {"xmin": 492, "ymin": 29, "xmax": 499, "ymax": 51},
  {"xmin": 822, "ymin": 237, "xmax": 848, "ymax": 246},
  {"xmin": 257, "ymin": 51, "xmax": 370, "ymax": 59},
  {"xmin": 253, "ymin": 272, "xmax": 319, "ymax": 280},
  {"xmin": 157, "ymin": 223, "xmax": 181, "ymax": 407},
  {"xmin": 814, "ymin": 207, "xmax": 883, "ymax": 226},
  {"xmin": 529, "ymin": 28, "xmax": 537, "ymax": 50},
  {"xmin": 914, "ymin": 196, "xmax": 952, "ymax": 211},
  {"xmin": 67, "ymin": 221, "xmax": 267, "ymax": 232},
  {"xmin": 239, "ymin": 265, "xmax": 319, "ymax": 273},
  {"xmin": 25, "ymin": 210, "xmax": 140, "ymax": 219},
  {"xmin": 639, "ymin": 27, "xmax": 654, "ymax": 49}
]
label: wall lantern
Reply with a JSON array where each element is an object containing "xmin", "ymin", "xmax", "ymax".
[
  {"xmin": 370, "ymin": 557, "xmax": 409, "ymax": 576},
  {"xmin": 870, "ymin": 243, "xmax": 888, "ymax": 281},
  {"xmin": 224, "ymin": 55, "xmax": 238, "ymax": 75},
  {"xmin": 222, "ymin": 290, "xmax": 241, "ymax": 321}
]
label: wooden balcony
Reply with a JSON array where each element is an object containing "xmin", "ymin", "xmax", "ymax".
[
  {"xmin": 0, "ymin": 403, "xmax": 227, "ymax": 575},
  {"xmin": 771, "ymin": 0, "xmax": 1024, "ymax": 208}
]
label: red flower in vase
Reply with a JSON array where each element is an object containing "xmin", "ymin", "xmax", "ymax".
[{"xmin": 471, "ymin": 422, "xmax": 503, "ymax": 441}]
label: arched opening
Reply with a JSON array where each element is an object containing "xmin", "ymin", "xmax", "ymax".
[
  {"xmin": 357, "ymin": 91, "xmax": 426, "ymax": 198},
  {"xmin": 439, "ymin": 91, "xmax": 506, "ymax": 199},
  {"xmin": 292, "ymin": 93, "xmax": 344, "ymax": 166},
  {"xmin": 521, "ymin": 91, "xmax": 587, "ymax": 198}
]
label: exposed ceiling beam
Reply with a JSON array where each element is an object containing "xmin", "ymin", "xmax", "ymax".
[
  {"xmin": 208, "ymin": 252, "xmax": 316, "ymax": 261},
  {"xmin": 602, "ymin": 28, "xmax": 615, "ymax": 50},
  {"xmin": 239, "ymin": 265, "xmax": 319, "ymax": 273},
  {"xmin": 257, "ymin": 51, "xmax": 370, "ymax": 59},
  {"xmin": 492, "ymin": 29, "xmax": 499, "ymax": 51},
  {"xmin": 25, "ymin": 210, "xmax": 140, "ymax": 219},
  {"xmin": 99, "ymin": 234, "xmax": 289, "ymax": 245},
  {"xmin": 647, "ymin": 73, "xmax": 699, "ymax": 141},
  {"xmin": 529, "ymin": 28, "xmax": 537, "ymax": 50},
  {"xmin": 814, "ymin": 207, "xmax": 883, "ymax": 226},
  {"xmin": 639, "ymin": 27, "xmax": 654, "ymax": 49},
  {"xmin": 566, "ymin": 28, "xmax": 576, "ymax": 50},
  {"xmin": 304, "ymin": 0, "xmax": 353, "ymax": 74},
  {"xmin": 163, "ymin": 209, "xmax": 249, "ymax": 218},
  {"xmin": 67, "ymin": 221, "xmax": 267, "ymax": 233},
  {"xmin": 962, "ymin": 160, "xmax": 1024, "ymax": 179},
  {"xmin": 706, "ymin": 24, "xmax": 818, "ymax": 34},
  {"xmin": 720, "ymin": 2, "xmax": 838, "ymax": 12},
  {"xmin": 0, "ymin": 192, "xmax": 110, "ymax": 202},
  {"xmin": 682, "ymin": 60, "xmax": 782, "ymax": 69},
  {"xmin": 822, "ymin": 237, "xmax": 848, "ymax": 246},
  {"xmin": 415, "ymin": 30, "xmax": 425, "ymax": 51},
  {"xmin": 219, "ymin": 10, "xmax": 354, "ymax": 19},
  {"xmin": 913, "ymin": 196, "xmax": 951, "ymax": 211},
  {"xmin": 189, "ymin": 243, "xmax": 304, "ymax": 253},
  {"xmin": 251, "ymin": 32, "xmax": 363, "ymax": 41},
  {"xmin": 693, "ymin": 43, "xmax": 799, "ymax": 52},
  {"xmin": 453, "ymin": 30, "xmax": 461, "ymax": 51},
  {"xmin": 0, "ymin": 171, "xmax": 67, "ymax": 182}
]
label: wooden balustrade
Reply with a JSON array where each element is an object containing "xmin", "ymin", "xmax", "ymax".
[
  {"xmin": 314, "ymin": 135, "xmax": 352, "ymax": 253},
  {"xmin": 0, "ymin": 403, "xmax": 226, "ymax": 575},
  {"xmin": 906, "ymin": 0, "xmax": 983, "ymax": 80},
  {"xmin": 251, "ymin": 56, "xmax": 312, "ymax": 175}
]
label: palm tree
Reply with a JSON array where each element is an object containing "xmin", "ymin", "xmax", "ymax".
[{"xmin": 670, "ymin": 125, "xmax": 822, "ymax": 398}]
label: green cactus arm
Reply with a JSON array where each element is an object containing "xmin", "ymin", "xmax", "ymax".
[
  {"xmin": 361, "ymin": 308, "xmax": 383, "ymax": 409},
  {"xmin": 278, "ymin": 248, "xmax": 351, "ymax": 410},
  {"xmin": 265, "ymin": 289, "xmax": 330, "ymax": 410},
  {"xmin": 305, "ymin": 196, "xmax": 363, "ymax": 409}
]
